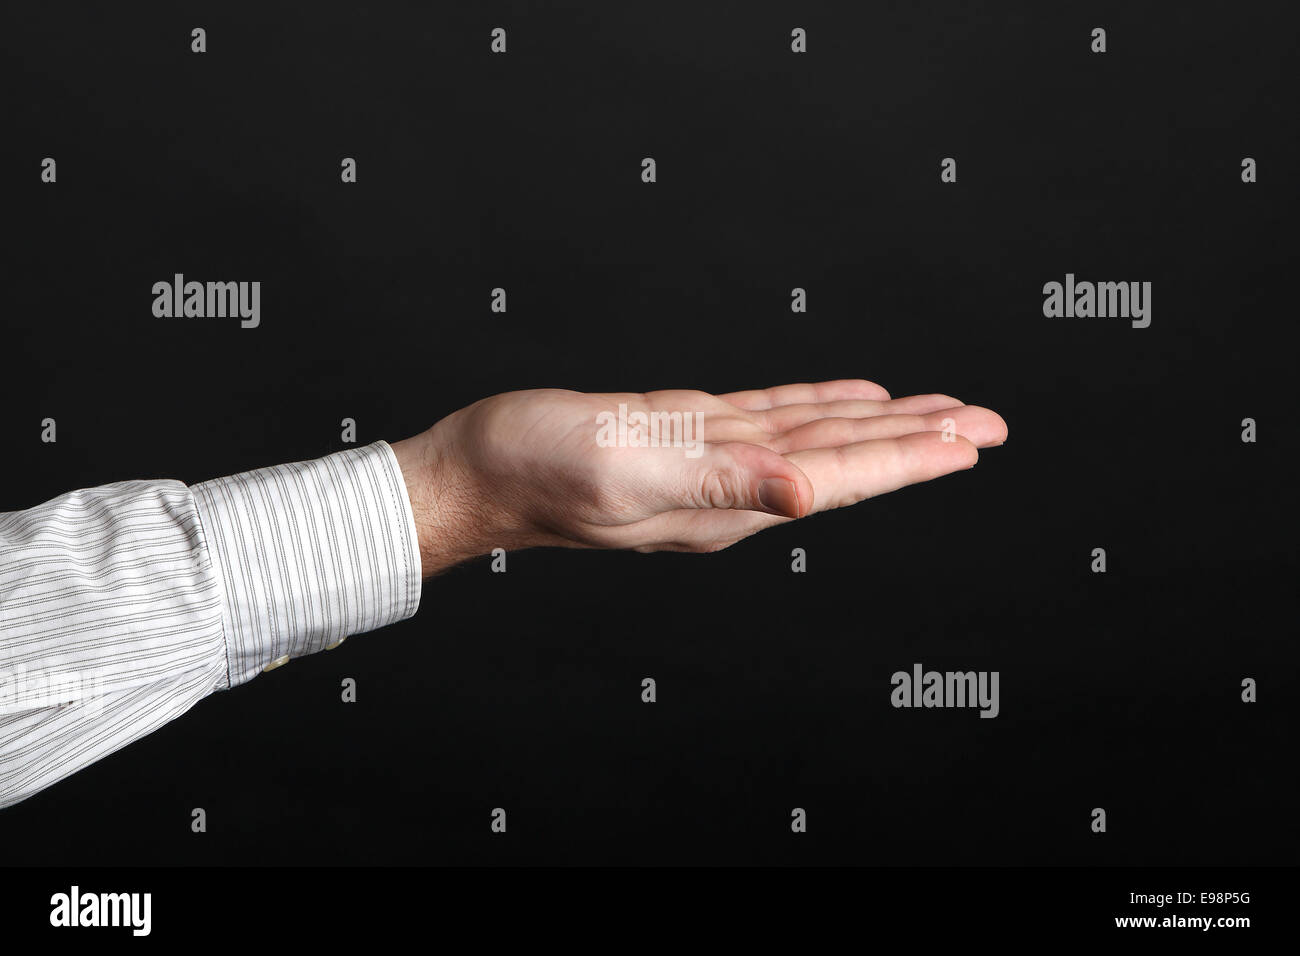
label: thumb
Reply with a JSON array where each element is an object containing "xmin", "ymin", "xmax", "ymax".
[{"xmin": 666, "ymin": 441, "xmax": 813, "ymax": 518}]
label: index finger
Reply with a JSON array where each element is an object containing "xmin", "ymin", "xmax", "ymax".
[{"xmin": 715, "ymin": 379, "xmax": 890, "ymax": 411}]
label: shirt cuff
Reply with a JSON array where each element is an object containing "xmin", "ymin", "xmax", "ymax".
[{"xmin": 191, "ymin": 441, "xmax": 422, "ymax": 689}]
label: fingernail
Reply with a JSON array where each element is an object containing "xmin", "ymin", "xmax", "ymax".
[{"xmin": 758, "ymin": 478, "xmax": 800, "ymax": 518}]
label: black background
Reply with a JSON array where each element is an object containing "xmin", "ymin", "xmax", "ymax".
[{"xmin": 1, "ymin": 1, "xmax": 1296, "ymax": 866}]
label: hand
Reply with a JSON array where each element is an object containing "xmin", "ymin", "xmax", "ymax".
[{"xmin": 390, "ymin": 380, "xmax": 1007, "ymax": 577}]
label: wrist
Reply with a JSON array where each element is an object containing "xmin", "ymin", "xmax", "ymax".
[{"xmin": 391, "ymin": 424, "xmax": 486, "ymax": 578}]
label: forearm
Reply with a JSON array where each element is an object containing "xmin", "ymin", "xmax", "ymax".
[
  {"xmin": 2, "ymin": 378, "xmax": 1005, "ymax": 808},
  {"xmin": 1, "ymin": 441, "xmax": 422, "ymax": 807}
]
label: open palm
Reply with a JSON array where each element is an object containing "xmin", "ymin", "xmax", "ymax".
[{"xmin": 394, "ymin": 379, "xmax": 1007, "ymax": 573}]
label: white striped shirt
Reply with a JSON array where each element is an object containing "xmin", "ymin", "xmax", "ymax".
[{"xmin": 0, "ymin": 441, "xmax": 422, "ymax": 808}]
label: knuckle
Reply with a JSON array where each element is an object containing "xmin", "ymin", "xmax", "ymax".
[{"xmin": 697, "ymin": 468, "xmax": 740, "ymax": 510}]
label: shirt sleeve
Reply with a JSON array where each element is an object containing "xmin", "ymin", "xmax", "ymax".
[{"xmin": 0, "ymin": 440, "xmax": 421, "ymax": 808}]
